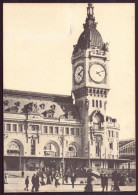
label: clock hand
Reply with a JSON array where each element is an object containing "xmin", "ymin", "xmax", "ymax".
[
  {"xmin": 96, "ymin": 71, "xmax": 101, "ymax": 77},
  {"xmin": 78, "ymin": 69, "xmax": 83, "ymax": 76},
  {"xmin": 97, "ymin": 70, "xmax": 104, "ymax": 74}
]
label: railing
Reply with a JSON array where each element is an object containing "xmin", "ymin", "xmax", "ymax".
[
  {"xmin": 7, "ymin": 150, "xmax": 20, "ymax": 156},
  {"xmin": 65, "ymin": 151, "xmax": 77, "ymax": 157},
  {"xmin": 44, "ymin": 151, "xmax": 57, "ymax": 157},
  {"xmin": 119, "ymin": 152, "xmax": 135, "ymax": 156}
]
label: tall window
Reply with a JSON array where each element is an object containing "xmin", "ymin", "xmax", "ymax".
[
  {"xmin": 19, "ymin": 124, "xmax": 23, "ymax": 132},
  {"xmin": 100, "ymin": 100, "xmax": 102, "ymax": 108},
  {"xmin": 96, "ymin": 100, "xmax": 98, "ymax": 107},
  {"xmin": 43, "ymin": 126, "xmax": 48, "ymax": 133},
  {"xmin": 49, "ymin": 126, "xmax": 53, "ymax": 134},
  {"xmin": 31, "ymin": 139, "xmax": 35, "ymax": 155},
  {"xmin": 109, "ymin": 142, "xmax": 113, "ymax": 150},
  {"xmin": 6, "ymin": 124, "xmax": 11, "ymax": 131},
  {"xmin": 55, "ymin": 127, "xmax": 59, "ymax": 134},
  {"xmin": 76, "ymin": 128, "xmax": 79, "ymax": 135},
  {"xmin": 112, "ymin": 131, "xmax": 114, "ymax": 137},
  {"xmin": 92, "ymin": 100, "xmax": 95, "ymax": 107},
  {"xmin": 13, "ymin": 124, "xmax": 17, "ymax": 132},
  {"xmin": 31, "ymin": 125, "xmax": 39, "ymax": 131},
  {"xmin": 71, "ymin": 128, "xmax": 74, "ymax": 135},
  {"xmin": 96, "ymin": 142, "xmax": 100, "ymax": 156},
  {"xmin": 108, "ymin": 130, "xmax": 110, "ymax": 137},
  {"xmin": 66, "ymin": 128, "xmax": 69, "ymax": 135}
]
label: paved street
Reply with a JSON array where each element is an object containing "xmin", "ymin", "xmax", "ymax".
[{"xmin": 4, "ymin": 177, "xmax": 136, "ymax": 192}]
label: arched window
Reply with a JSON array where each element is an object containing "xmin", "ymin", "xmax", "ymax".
[
  {"xmin": 92, "ymin": 100, "xmax": 95, "ymax": 107},
  {"xmin": 100, "ymin": 100, "xmax": 102, "ymax": 108},
  {"xmin": 68, "ymin": 145, "xmax": 77, "ymax": 157},
  {"xmin": 44, "ymin": 143, "xmax": 57, "ymax": 157},
  {"xmin": 7, "ymin": 141, "xmax": 20, "ymax": 156},
  {"xmin": 96, "ymin": 100, "xmax": 98, "ymax": 107}
]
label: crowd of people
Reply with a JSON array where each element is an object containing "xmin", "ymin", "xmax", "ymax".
[
  {"xmin": 23, "ymin": 167, "xmax": 77, "ymax": 192},
  {"xmin": 4, "ymin": 167, "xmax": 135, "ymax": 192}
]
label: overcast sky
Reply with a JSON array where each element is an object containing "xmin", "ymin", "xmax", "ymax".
[{"xmin": 3, "ymin": 3, "xmax": 135, "ymax": 139}]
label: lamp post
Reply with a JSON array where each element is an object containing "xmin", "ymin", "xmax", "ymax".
[{"xmin": 59, "ymin": 127, "xmax": 65, "ymax": 184}]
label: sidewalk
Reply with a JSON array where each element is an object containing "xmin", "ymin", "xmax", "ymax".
[{"xmin": 4, "ymin": 177, "xmax": 136, "ymax": 192}]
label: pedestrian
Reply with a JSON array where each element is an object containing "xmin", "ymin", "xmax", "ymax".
[
  {"xmin": 4, "ymin": 172, "xmax": 8, "ymax": 184},
  {"xmin": 84, "ymin": 169, "xmax": 95, "ymax": 192},
  {"xmin": 35, "ymin": 173, "xmax": 40, "ymax": 191},
  {"xmin": 47, "ymin": 172, "xmax": 51, "ymax": 184},
  {"xmin": 31, "ymin": 174, "xmax": 36, "ymax": 192},
  {"xmin": 21, "ymin": 170, "xmax": 24, "ymax": 178},
  {"xmin": 101, "ymin": 173, "xmax": 104, "ymax": 191},
  {"xmin": 113, "ymin": 171, "xmax": 120, "ymax": 191},
  {"xmin": 41, "ymin": 173, "xmax": 45, "ymax": 185},
  {"xmin": 101, "ymin": 172, "xmax": 108, "ymax": 191},
  {"xmin": 64, "ymin": 171, "xmax": 68, "ymax": 183},
  {"xmin": 24, "ymin": 176, "xmax": 29, "ymax": 191},
  {"xmin": 51, "ymin": 168, "xmax": 54, "ymax": 183},
  {"xmin": 71, "ymin": 172, "xmax": 76, "ymax": 188},
  {"xmin": 55, "ymin": 171, "xmax": 60, "ymax": 188}
]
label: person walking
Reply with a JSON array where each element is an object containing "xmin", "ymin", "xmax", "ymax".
[
  {"xmin": 31, "ymin": 174, "xmax": 36, "ymax": 192},
  {"xmin": 104, "ymin": 173, "xmax": 108, "ymax": 191},
  {"xmin": 101, "ymin": 173, "xmax": 104, "ymax": 191},
  {"xmin": 112, "ymin": 171, "xmax": 120, "ymax": 191},
  {"xmin": 4, "ymin": 172, "xmax": 8, "ymax": 184},
  {"xmin": 71, "ymin": 172, "xmax": 76, "ymax": 188},
  {"xmin": 64, "ymin": 171, "xmax": 68, "ymax": 183},
  {"xmin": 84, "ymin": 169, "xmax": 95, "ymax": 192},
  {"xmin": 21, "ymin": 170, "xmax": 24, "ymax": 178},
  {"xmin": 51, "ymin": 168, "xmax": 54, "ymax": 183},
  {"xmin": 24, "ymin": 176, "xmax": 29, "ymax": 191},
  {"xmin": 35, "ymin": 173, "xmax": 40, "ymax": 191},
  {"xmin": 47, "ymin": 171, "xmax": 52, "ymax": 184},
  {"xmin": 41, "ymin": 173, "xmax": 45, "ymax": 185},
  {"xmin": 55, "ymin": 171, "xmax": 60, "ymax": 188}
]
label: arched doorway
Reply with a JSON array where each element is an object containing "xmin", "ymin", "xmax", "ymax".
[{"xmin": 6, "ymin": 140, "xmax": 23, "ymax": 170}]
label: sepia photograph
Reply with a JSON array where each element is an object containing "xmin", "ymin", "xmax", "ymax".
[{"xmin": 3, "ymin": 2, "xmax": 135, "ymax": 192}]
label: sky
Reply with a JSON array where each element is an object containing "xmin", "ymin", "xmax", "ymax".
[{"xmin": 3, "ymin": 3, "xmax": 135, "ymax": 139}]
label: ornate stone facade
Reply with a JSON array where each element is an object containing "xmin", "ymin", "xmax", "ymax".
[{"xmin": 4, "ymin": 4, "xmax": 121, "ymax": 172}]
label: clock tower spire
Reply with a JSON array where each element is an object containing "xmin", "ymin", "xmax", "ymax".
[{"xmin": 72, "ymin": 4, "xmax": 110, "ymax": 159}]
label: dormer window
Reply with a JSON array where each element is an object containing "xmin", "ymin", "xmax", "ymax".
[
  {"xmin": 15, "ymin": 101, "xmax": 20, "ymax": 107},
  {"xmin": 42, "ymin": 109, "xmax": 54, "ymax": 118},
  {"xmin": 40, "ymin": 103, "xmax": 45, "ymax": 109},
  {"xmin": 48, "ymin": 113, "xmax": 53, "ymax": 118},
  {"xmin": 3, "ymin": 100, "xmax": 9, "ymax": 106},
  {"xmin": 50, "ymin": 104, "xmax": 56, "ymax": 110}
]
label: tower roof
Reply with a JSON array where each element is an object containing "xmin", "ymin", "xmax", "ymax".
[{"xmin": 73, "ymin": 4, "xmax": 104, "ymax": 54}]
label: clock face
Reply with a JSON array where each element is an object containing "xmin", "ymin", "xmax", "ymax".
[
  {"xmin": 74, "ymin": 65, "xmax": 84, "ymax": 84},
  {"xmin": 89, "ymin": 64, "xmax": 106, "ymax": 83}
]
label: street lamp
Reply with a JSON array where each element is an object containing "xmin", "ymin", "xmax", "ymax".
[{"xmin": 59, "ymin": 127, "xmax": 65, "ymax": 184}]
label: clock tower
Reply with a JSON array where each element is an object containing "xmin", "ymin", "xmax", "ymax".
[{"xmin": 72, "ymin": 4, "xmax": 110, "ymax": 160}]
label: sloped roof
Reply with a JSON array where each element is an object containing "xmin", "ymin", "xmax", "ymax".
[{"xmin": 3, "ymin": 89, "xmax": 80, "ymax": 121}]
